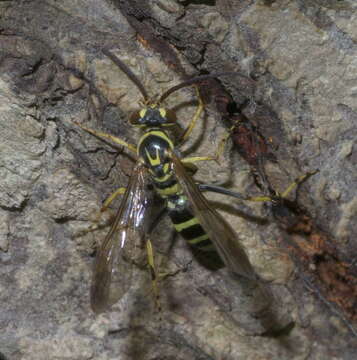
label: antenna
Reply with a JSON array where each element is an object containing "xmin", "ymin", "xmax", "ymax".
[
  {"xmin": 159, "ymin": 73, "xmax": 238, "ymax": 103},
  {"xmin": 102, "ymin": 48, "xmax": 149, "ymax": 101}
]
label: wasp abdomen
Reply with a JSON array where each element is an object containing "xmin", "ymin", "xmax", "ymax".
[{"xmin": 168, "ymin": 196, "xmax": 224, "ymax": 270}]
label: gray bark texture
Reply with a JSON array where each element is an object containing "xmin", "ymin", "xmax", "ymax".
[{"xmin": 0, "ymin": 0, "xmax": 356, "ymax": 359}]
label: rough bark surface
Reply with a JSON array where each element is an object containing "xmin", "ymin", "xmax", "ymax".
[{"xmin": 0, "ymin": 0, "xmax": 356, "ymax": 359}]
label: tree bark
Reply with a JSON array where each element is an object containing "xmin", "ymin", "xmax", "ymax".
[{"xmin": 0, "ymin": 0, "xmax": 356, "ymax": 359}]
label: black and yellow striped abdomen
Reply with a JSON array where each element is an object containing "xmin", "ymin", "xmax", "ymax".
[{"xmin": 167, "ymin": 196, "xmax": 224, "ymax": 270}]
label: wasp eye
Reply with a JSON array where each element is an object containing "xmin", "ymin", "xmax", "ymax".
[{"xmin": 140, "ymin": 109, "xmax": 147, "ymax": 118}]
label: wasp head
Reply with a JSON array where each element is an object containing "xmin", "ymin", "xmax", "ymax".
[{"xmin": 130, "ymin": 104, "xmax": 176, "ymax": 128}]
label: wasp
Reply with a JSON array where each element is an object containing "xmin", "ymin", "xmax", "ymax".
[{"xmin": 72, "ymin": 49, "xmax": 313, "ymax": 314}]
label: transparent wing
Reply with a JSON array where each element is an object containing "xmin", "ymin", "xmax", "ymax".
[
  {"xmin": 171, "ymin": 153, "xmax": 258, "ymax": 280},
  {"xmin": 90, "ymin": 163, "xmax": 151, "ymax": 313}
]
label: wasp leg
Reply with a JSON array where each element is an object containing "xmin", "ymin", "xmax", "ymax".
[
  {"xmin": 280, "ymin": 170, "xmax": 318, "ymax": 199},
  {"xmin": 198, "ymin": 184, "xmax": 252, "ymax": 200},
  {"xmin": 215, "ymin": 124, "xmax": 236, "ymax": 161},
  {"xmin": 72, "ymin": 121, "xmax": 137, "ymax": 153},
  {"xmin": 145, "ymin": 239, "xmax": 183, "ymax": 314},
  {"xmin": 181, "ymin": 156, "xmax": 217, "ymax": 164},
  {"xmin": 198, "ymin": 183, "xmax": 272, "ymax": 202},
  {"xmin": 143, "ymin": 206, "xmax": 168, "ymax": 312},
  {"xmin": 145, "ymin": 206, "xmax": 183, "ymax": 313},
  {"xmin": 75, "ymin": 187, "xmax": 127, "ymax": 239},
  {"xmin": 177, "ymin": 86, "xmax": 235, "ymax": 161},
  {"xmin": 179, "ymin": 87, "xmax": 204, "ymax": 144},
  {"xmin": 181, "ymin": 124, "xmax": 236, "ymax": 165},
  {"xmin": 181, "ymin": 153, "xmax": 222, "ymax": 166},
  {"xmin": 101, "ymin": 187, "xmax": 126, "ymax": 212},
  {"xmin": 198, "ymin": 170, "xmax": 318, "ymax": 202},
  {"xmin": 87, "ymin": 187, "xmax": 128, "ymax": 237},
  {"xmin": 146, "ymin": 238, "xmax": 161, "ymax": 312},
  {"xmin": 255, "ymin": 170, "xmax": 319, "ymax": 202}
]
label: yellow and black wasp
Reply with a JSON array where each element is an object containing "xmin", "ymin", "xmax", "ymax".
[{"xmin": 72, "ymin": 48, "xmax": 296, "ymax": 314}]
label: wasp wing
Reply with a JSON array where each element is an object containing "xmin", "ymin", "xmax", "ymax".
[
  {"xmin": 171, "ymin": 153, "xmax": 258, "ymax": 281},
  {"xmin": 90, "ymin": 163, "xmax": 152, "ymax": 313}
]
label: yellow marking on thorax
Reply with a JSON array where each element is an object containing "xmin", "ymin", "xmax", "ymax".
[
  {"xmin": 150, "ymin": 162, "xmax": 172, "ymax": 182},
  {"xmin": 145, "ymin": 148, "xmax": 161, "ymax": 166},
  {"xmin": 156, "ymin": 183, "xmax": 181, "ymax": 197},
  {"xmin": 152, "ymin": 172, "xmax": 173, "ymax": 182},
  {"xmin": 163, "ymin": 162, "xmax": 170, "ymax": 173},
  {"xmin": 167, "ymin": 200, "xmax": 176, "ymax": 209},
  {"xmin": 173, "ymin": 217, "xmax": 200, "ymax": 232}
]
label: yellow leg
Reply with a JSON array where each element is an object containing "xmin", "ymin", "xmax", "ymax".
[
  {"xmin": 215, "ymin": 125, "xmax": 236, "ymax": 161},
  {"xmin": 199, "ymin": 170, "xmax": 318, "ymax": 204},
  {"xmin": 181, "ymin": 142, "xmax": 226, "ymax": 165},
  {"xmin": 242, "ymin": 170, "xmax": 319, "ymax": 202},
  {"xmin": 181, "ymin": 123, "xmax": 236, "ymax": 165},
  {"xmin": 181, "ymin": 156, "xmax": 217, "ymax": 164},
  {"xmin": 179, "ymin": 87, "xmax": 204, "ymax": 143},
  {"xmin": 146, "ymin": 239, "xmax": 161, "ymax": 311},
  {"xmin": 243, "ymin": 195, "xmax": 275, "ymax": 202},
  {"xmin": 280, "ymin": 170, "xmax": 318, "ymax": 199},
  {"xmin": 75, "ymin": 187, "xmax": 127, "ymax": 238},
  {"xmin": 182, "ymin": 161, "xmax": 198, "ymax": 174},
  {"xmin": 72, "ymin": 121, "xmax": 137, "ymax": 153},
  {"xmin": 101, "ymin": 187, "xmax": 126, "ymax": 212}
]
